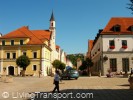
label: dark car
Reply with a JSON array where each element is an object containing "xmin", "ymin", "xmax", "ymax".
[{"xmin": 61, "ymin": 69, "xmax": 79, "ymax": 80}]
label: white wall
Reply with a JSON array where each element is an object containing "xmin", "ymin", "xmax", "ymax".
[{"xmin": 102, "ymin": 35, "xmax": 133, "ymax": 52}]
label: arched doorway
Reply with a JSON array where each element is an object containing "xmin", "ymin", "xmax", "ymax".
[{"xmin": 8, "ymin": 66, "xmax": 14, "ymax": 75}]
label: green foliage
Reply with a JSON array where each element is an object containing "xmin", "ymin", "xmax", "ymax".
[
  {"xmin": 79, "ymin": 61, "xmax": 87, "ymax": 71},
  {"xmin": 59, "ymin": 63, "xmax": 66, "ymax": 70},
  {"xmin": 52, "ymin": 60, "xmax": 61, "ymax": 70},
  {"xmin": 16, "ymin": 55, "xmax": 30, "ymax": 70},
  {"xmin": 127, "ymin": 0, "xmax": 133, "ymax": 14},
  {"xmin": 79, "ymin": 58, "xmax": 93, "ymax": 71},
  {"xmin": 67, "ymin": 53, "xmax": 84, "ymax": 66},
  {"xmin": 52, "ymin": 60, "xmax": 66, "ymax": 70},
  {"xmin": 86, "ymin": 58, "xmax": 93, "ymax": 67}
]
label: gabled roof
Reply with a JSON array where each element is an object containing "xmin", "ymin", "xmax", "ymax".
[
  {"xmin": 0, "ymin": 26, "xmax": 29, "ymax": 39},
  {"xmin": 101, "ymin": 17, "xmax": 133, "ymax": 34},
  {"xmin": 0, "ymin": 26, "xmax": 52, "ymax": 45}
]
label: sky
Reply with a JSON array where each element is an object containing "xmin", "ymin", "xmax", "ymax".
[{"xmin": 0, "ymin": 0, "xmax": 132, "ymax": 54}]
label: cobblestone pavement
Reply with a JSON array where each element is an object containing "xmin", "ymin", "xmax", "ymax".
[{"xmin": 0, "ymin": 76, "xmax": 133, "ymax": 100}]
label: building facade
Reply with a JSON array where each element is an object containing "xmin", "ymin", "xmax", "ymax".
[
  {"xmin": 0, "ymin": 12, "xmax": 66, "ymax": 76},
  {"xmin": 90, "ymin": 17, "xmax": 133, "ymax": 76}
]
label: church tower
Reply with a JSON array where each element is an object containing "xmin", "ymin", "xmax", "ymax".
[
  {"xmin": 49, "ymin": 11, "xmax": 55, "ymax": 31},
  {"xmin": 49, "ymin": 11, "xmax": 56, "ymax": 44},
  {"xmin": 49, "ymin": 11, "xmax": 56, "ymax": 62}
]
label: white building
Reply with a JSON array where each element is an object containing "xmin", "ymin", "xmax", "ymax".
[{"xmin": 91, "ymin": 17, "xmax": 133, "ymax": 76}]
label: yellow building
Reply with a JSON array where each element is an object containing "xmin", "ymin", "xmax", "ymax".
[{"xmin": 0, "ymin": 13, "xmax": 56, "ymax": 76}]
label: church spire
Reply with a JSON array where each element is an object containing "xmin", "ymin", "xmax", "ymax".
[
  {"xmin": 50, "ymin": 11, "xmax": 55, "ymax": 21},
  {"xmin": 49, "ymin": 11, "xmax": 55, "ymax": 31}
]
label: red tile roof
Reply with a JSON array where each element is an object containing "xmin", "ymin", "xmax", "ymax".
[
  {"xmin": 87, "ymin": 40, "xmax": 93, "ymax": 58},
  {"xmin": 88, "ymin": 40, "xmax": 94, "ymax": 51},
  {"xmin": 0, "ymin": 26, "xmax": 52, "ymax": 45},
  {"xmin": 101, "ymin": 17, "xmax": 133, "ymax": 34},
  {"xmin": 56, "ymin": 45, "xmax": 60, "ymax": 49}
]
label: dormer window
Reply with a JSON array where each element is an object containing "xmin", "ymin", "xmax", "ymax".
[
  {"xmin": 131, "ymin": 26, "xmax": 133, "ymax": 32},
  {"xmin": 114, "ymin": 25, "xmax": 121, "ymax": 32},
  {"xmin": 127, "ymin": 25, "xmax": 133, "ymax": 32}
]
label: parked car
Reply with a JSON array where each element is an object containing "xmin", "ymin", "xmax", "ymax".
[{"xmin": 61, "ymin": 69, "xmax": 79, "ymax": 80}]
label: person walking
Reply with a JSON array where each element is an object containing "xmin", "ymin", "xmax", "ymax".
[{"xmin": 52, "ymin": 70, "xmax": 60, "ymax": 93}]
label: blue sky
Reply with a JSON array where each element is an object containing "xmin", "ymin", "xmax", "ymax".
[{"xmin": 0, "ymin": 0, "xmax": 132, "ymax": 54}]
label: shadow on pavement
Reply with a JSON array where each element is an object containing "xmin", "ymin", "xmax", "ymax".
[{"xmin": 27, "ymin": 89, "xmax": 133, "ymax": 100}]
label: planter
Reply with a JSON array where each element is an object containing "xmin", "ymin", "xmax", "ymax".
[
  {"xmin": 122, "ymin": 46, "xmax": 127, "ymax": 49},
  {"xmin": 110, "ymin": 46, "xmax": 115, "ymax": 49},
  {"xmin": 103, "ymin": 55, "xmax": 108, "ymax": 61},
  {"xmin": 106, "ymin": 74, "xmax": 112, "ymax": 77}
]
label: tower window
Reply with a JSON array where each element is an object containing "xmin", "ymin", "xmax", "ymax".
[{"xmin": 51, "ymin": 22, "xmax": 53, "ymax": 26}]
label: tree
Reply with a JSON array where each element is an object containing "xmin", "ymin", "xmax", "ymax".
[
  {"xmin": 16, "ymin": 55, "xmax": 30, "ymax": 76},
  {"xmin": 59, "ymin": 62, "xmax": 66, "ymax": 73},
  {"xmin": 67, "ymin": 54, "xmax": 84, "ymax": 67},
  {"xmin": 86, "ymin": 58, "xmax": 93, "ymax": 76},
  {"xmin": 79, "ymin": 61, "xmax": 87, "ymax": 71},
  {"xmin": 79, "ymin": 58, "xmax": 93, "ymax": 76},
  {"xmin": 127, "ymin": 0, "xmax": 133, "ymax": 14},
  {"xmin": 52, "ymin": 60, "xmax": 61, "ymax": 70}
]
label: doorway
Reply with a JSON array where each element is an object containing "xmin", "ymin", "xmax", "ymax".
[{"xmin": 8, "ymin": 66, "xmax": 14, "ymax": 75}]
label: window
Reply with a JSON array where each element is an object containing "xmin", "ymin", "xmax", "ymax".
[
  {"xmin": 109, "ymin": 40, "xmax": 115, "ymax": 49},
  {"xmin": 109, "ymin": 40, "xmax": 115, "ymax": 46},
  {"xmin": 23, "ymin": 52, "xmax": 26, "ymax": 56},
  {"xmin": 122, "ymin": 40, "xmax": 127, "ymax": 46},
  {"xmin": 2, "ymin": 40, "xmax": 5, "ymax": 46},
  {"xmin": 51, "ymin": 22, "xmax": 53, "ymax": 26},
  {"xmin": 131, "ymin": 26, "xmax": 133, "ymax": 32},
  {"xmin": 7, "ymin": 53, "xmax": 10, "ymax": 59},
  {"xmin": 20, "ymin": 40, "xmax": 23, "ymax": 45},
  {"xmin": 114, "ymin": 25, "xmax": 121, "ymax": 32},
  {"xmin": 33, "ymin": 52, "xmax": 37, "ymax": 58},
  {"xmin": 122, "ymin": 58, "xmax": 129, "ymax": 72},
  {"xmin": 12, "ymin": 53, "xmax": 16, "ymax": 59},
  {"xmin": 122, "ymin": 40, "xmax": 127, "ymax": 49},
  {"xmin": 110, "ymin": 58, "xmax": 117, "ymax": 72},
  {"xmin": 33, "ymin": 65, "xmax": 37, "ymax": 71},
  {"xmin": 11, "ymin": 40, "xmax": 14, "ymax": 45}
]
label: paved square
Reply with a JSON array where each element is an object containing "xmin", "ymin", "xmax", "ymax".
[{"xmin": 0, "ymin": 76, "xmax": 133, "ymax": 100}]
